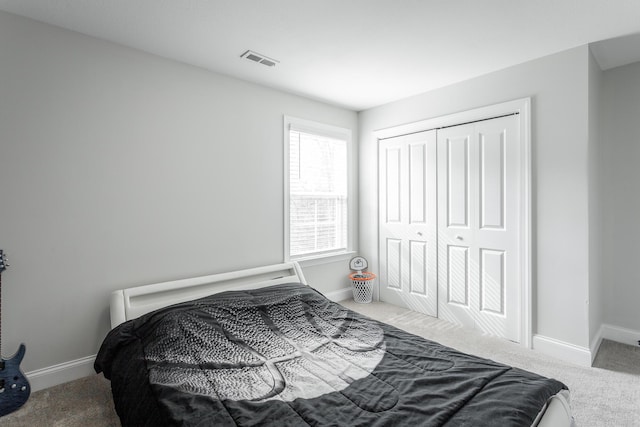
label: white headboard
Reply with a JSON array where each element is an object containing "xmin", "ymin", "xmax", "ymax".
[{"xmin": 109, "ymin": 262, "xmax": 306, "ymax": 329}]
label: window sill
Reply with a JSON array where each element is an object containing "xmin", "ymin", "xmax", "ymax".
[{"xmin": 291, "ymin": 251, "xmax": 357, "ymax": 268}]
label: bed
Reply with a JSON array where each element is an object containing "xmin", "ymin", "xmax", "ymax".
[{"xmin": 95, "ymin": 262, "xmax": 573, "ymax": 426}]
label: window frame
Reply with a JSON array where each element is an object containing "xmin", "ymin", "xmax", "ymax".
[{"xmin": 283, "ymin": 115, "xmax": 355, "ymax": 264}]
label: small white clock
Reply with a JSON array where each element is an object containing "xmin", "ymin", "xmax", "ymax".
[{"xmin": 349, "ymin": 256, "xmax": 368, "ymax": 272}]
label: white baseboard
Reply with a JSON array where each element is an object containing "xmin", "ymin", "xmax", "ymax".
[
  {"xmin": 26, "ymin": 355, "xmax": 96, "ymax": 392},
  {"xmin": 22, "ymin": 287, "xmax": 354, "ymax": 393},
  {"xmin": 590, "ymin": 324, "xmax": 605, "ymax": 364},
  {"xmin": 23, "ymin": 322, "xmax": 635, "ymax": 393},
  {"xmin": 601, "ymin": 323, "xmax": 640, "ymax": 347},
  {"xmin": 324, "ymin": 287, "xmax": 353, "ymax": 302},
  {"xmin": 532, "ymin": 334, "xmax": 592, "ymax": 367},
  {"xmin": 24, "ymin": 322, "xmax": 636, "ymax": 394}
]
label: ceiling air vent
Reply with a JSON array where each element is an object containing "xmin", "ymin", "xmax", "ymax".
[{"xmin": 241, "ymin": 50, "xmax": 279, "ymax": 67}]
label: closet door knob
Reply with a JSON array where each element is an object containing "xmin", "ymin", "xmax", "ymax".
[{"xmin": 455, "ymin": 235, "xmax": 463, "ymax": 241}]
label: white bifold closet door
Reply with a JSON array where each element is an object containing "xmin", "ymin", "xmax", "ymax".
[
  {"xmin": 379, "ymin": 130, "xmax": 438, "ymax": 317},
  {"xmin": 378, "ymin": 114, "xmax": 521, "ymax": 343},
  {"xmin": 437, "ymin": 115, "xmax": 520, "ymax": 343}
]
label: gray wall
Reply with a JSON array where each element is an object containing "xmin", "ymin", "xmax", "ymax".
[
  {"xmin": 0, "ymin": 11, "xmax": 357, "ymax": 372},
  {"xmin": 588, "ymin": 49, "xmax": 604, "ymax": 347},
  {"xmin": 6, "ymin": 7, "xmax": 637, "ymax": 375},
  {"xmin": 359, "ymin": 46, "xmax": 593, "ymax": 348},
  {"xmin": 601, "ymin": 60, "xmax": 640, "ymax": 332}
]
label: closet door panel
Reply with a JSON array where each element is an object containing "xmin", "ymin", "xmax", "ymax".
[
  {"xmin": 479, "ymin": 130, "xmax": 506, "ymax": 230},
  {"xmin": 385, "ymin": 238, "xmax": 402, "ymax": 290},
  {"xmin": 437, "ymin": 115, "xmax": 520, "ymax": 342},
  {"xmin": 379, "ymin": 131, "xmax": 437, "ymax": 317},
  {"xmin": 446, "ymin": 245, "xmax": 469, "ymax": 306},
  {"xmin": 475, "ymin": 116, "xmax": 520, "ymax": 342},
  {"xmin": 479, "ymin": 248, "xmax": 506, "ymax": 315},
  {"xmin": 409, "ymin": 240, "xmax": 427, "ymax": 296},
  {"xmin": 445, "ymin": 135, "xmax": 470, "ymax": 228},
  {"xmin": 385, "ymin": 147, "xmax": 402, "ymax": 223},
  {"xmin": 409, "ymin": 143, "xmax": 427, "ymax": 224},
  {"xmin": 437, "ymin": 124, "xmax": 476, "ymax": 330}
]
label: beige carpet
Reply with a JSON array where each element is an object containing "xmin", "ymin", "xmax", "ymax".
[
  {"xmin": 0, "ymin": 373, "xmax": 117, "ymax": 426},
  {"xmin": 2, "ymin": 300, "xmax": 639, "ymax": 426},
  {"xmin": 342, "ymin": 301, "xmax": 640, "ymax": 427}
]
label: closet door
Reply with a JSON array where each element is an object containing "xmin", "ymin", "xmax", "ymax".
[
  {"xmin": 437, "ymin": 115, "xmax": 520, "ymax": 342},
  {"xmin": 379, "ymin": 130, "xmax": 437, "ymax": 317}
]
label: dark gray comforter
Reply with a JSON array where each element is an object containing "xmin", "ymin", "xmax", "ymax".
[{"xmin": 95, "ymin": 283, "xmax": 566, "ymax": 426}]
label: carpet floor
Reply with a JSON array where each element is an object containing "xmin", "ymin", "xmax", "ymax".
[{"xmin": 1, "ymin": 300, "xmax": 638, "ymax": 426}]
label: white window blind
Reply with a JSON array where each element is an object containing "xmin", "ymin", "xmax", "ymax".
[{"xmin": 287, "ymin": 123, "xmax": 349, "ymax": 259}]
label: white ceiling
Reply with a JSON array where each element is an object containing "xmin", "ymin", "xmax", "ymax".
[{"xmin": 1, "ymin": 1, "xmax": 640, "ymax": 111}]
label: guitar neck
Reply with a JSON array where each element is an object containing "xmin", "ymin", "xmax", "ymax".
[
  {"xmin": 0, "ymin": 253, "xmax": 4, "ymax": 358},
  {"xmin": 0, "ymin": 272, "xmax": 2, "ymax": 357},
  {"xmin": 0, "ymin": 249, "xmax": 7, "ymax": 357}
]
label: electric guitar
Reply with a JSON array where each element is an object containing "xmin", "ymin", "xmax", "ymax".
[{"xmin": 0, "ymin": 250, "xmax": 30, "ymax": 416}]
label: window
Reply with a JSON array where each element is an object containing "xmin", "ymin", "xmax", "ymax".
[{"xmin": 284, "ymin": 116, "xmax": 352, "ymax": 261}]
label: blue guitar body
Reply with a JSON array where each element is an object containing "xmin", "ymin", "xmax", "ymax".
[
  {"xmin": 0, "ymin": 343, "xmax": 30, "ymax": 416},
  {"xmin": 0, "ymin": 251, "xmax": 30, "ymax": 417}
]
